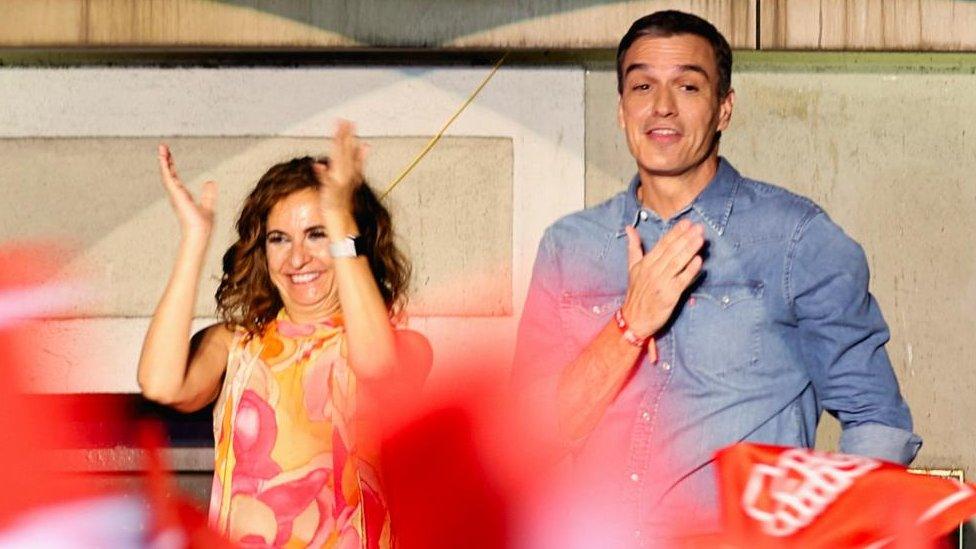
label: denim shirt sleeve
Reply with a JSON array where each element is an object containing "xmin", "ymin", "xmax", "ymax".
[
  {"xmin": 788, "ymin": 212, "xmax": 922, "ymax": 464},
  {"xmin": 511, "ymin": 229, "xmax": 578, "ymax": 443},
  {"xmin": 512, "ymin": 229, "xmax": 570, "ymax": 394}
]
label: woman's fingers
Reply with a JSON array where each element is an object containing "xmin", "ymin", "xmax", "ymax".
[
  {"xmin": 312, "ymin": 160, "xmax": 329, "ymax": 184},
  {"xmin": 199, "ymin": 180, "xmax": 218, "ymax": 213},
  {"xmin": 332, "ymin": 120, "xmax": 352, "ymax": 166},
  {"xmin": 156, "ymin": 145, "xmax": 217, "ymax": 231},
  {"xmin": 157, "ymin": 144, "xmax": 175, "ymax": 185},
  {"xmin": 327, "ymin": 119, "xmax": 364, "ymax": 187},
  {"xmin": 355, "ymin": 142, "xmax": 369, "ymax": 177},
  {"xmin": 335, "ymin": 118, "xmax": 353, "ymax": 141},
  {"xmin": 157, "ymin": 143, "xmax": 189, "ymax": 198}
]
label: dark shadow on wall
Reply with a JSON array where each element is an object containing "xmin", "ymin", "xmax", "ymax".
[{"xmin": 214, "ymin": 0, "xmax": 646, "ymax": 45}]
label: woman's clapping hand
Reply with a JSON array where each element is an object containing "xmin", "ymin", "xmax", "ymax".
[
  {"xmin": 314, "ymin": 120, "xmax": 367, "ymax": 215},
  {"xmin": 157, "ymin": 144, "xmax": 218, "ymax": 240}
]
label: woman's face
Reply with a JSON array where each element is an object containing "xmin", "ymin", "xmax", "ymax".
[{"xmin": 264, "ymin": 188, "xmax": 338, "ymax": 317}]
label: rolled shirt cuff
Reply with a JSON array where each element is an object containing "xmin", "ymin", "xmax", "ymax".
[{"xmin": 839, "ymin": 423, "xmax": 922, "ymax": 465}]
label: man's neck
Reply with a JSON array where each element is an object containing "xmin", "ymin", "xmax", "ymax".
[{"xmin": 638, "ymin": 155, "xmax": 720, "ymax": 220}]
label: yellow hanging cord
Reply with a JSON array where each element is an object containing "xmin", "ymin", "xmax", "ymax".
[{"xmin": 380, "ymin": 52, "xmax": 509, "ymax": 200}]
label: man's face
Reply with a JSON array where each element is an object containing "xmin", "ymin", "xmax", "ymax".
[{"xmin": 617, "ymin": 33, "xmax": 734, "ymax": 179}]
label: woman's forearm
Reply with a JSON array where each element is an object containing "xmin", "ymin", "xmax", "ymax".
[
  {"xmin": 137, "ymin": 234, "xmax": 210, "ymax": 403},
  {"xmin": 324, "ymin": 211, "xmax": 397, "ymax": 381}
]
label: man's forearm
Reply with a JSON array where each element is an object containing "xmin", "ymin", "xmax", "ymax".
[{"xmin": 556, "ymin": 320, "xmax": 652, "ymax": 442}]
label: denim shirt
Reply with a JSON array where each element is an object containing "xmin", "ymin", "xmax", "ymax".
[{"xmin": 512, "ymin": 158, "xmax": 921, "ymax": 537}]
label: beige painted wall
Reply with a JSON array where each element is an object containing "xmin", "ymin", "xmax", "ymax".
[
  {"xmin": 0, "ymin": 136, "xmax": 512, "ymax": 318},
  {"xmin": 586, "ymin": 66, "xmax": 976, "ymax": 480}
]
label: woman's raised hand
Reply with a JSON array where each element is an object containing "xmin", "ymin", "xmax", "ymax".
[
  {"xmin": 140, "ymin": 145, "xmax": 228, "ymax": 413},
  {"xmin": 158, "ymin": 144, "xmax": 217, "ymax": 240},
  {"xmin": 315, "ymin": 120, "xmax": 367, "ymax": 214}
]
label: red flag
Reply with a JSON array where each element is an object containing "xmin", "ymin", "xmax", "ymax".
[
  {"xmin": 713, "ymin": 443, "xmax": 976, "ymax": 548},
  {"xmin": 0, "ymin": 243, "xmax": 232, "ymax": 547}
]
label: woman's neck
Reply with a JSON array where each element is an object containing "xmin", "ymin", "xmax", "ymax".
[{"xmin": 281, "ymin": 298, "xmax": 341, "ymax": 325}]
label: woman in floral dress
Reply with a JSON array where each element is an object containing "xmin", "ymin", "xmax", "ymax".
[{"xmin": 137, "ymin": 122, "xmax": 430, "ymax": 548}]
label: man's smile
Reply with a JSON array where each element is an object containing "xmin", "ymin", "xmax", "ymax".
[{"xmin": 646, "ymin": 126, "xmax": 682, "ymax": 143}]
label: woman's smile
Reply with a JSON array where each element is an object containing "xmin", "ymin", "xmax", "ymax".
[{"xmin": 265, "ymin": 188, "xmax": 338, "ymax": 313}]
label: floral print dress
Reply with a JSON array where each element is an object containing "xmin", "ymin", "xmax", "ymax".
[{"xmin": 209, "ymin": 310, "xmax": 391, "ymax": 548}]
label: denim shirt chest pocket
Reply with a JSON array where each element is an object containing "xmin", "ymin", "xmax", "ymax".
[
  {"xmin": 683, "ymin": 281, "xmax": 764, "ymax": 375},
  {"xmin": 559, "ymin": 293, "xmax": 625, "ymax": 350}
]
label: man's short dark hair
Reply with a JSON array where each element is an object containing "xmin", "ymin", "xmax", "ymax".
[{"xmin": 616, "ymin": 10, "xmax": 733, "ymax": 98}]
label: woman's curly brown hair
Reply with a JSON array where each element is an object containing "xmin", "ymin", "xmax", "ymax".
[{"xmin": 215, "ymin": 156, "xmax": 410, "ymax": 336}]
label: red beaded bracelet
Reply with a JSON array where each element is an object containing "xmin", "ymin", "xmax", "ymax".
[{"xmin": 614, "ymin": 308, "xmax": 650, "ymax": 347}]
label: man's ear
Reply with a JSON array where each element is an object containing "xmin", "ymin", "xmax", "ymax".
[
  {"xmin": 617, "ymin": 97, "xmax": 626, "ymax": 130},
  {"xmin": 717, "ymin": 88, "xmax": 735, "ymax": 132}
]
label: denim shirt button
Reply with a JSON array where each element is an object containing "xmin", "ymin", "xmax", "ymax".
[
  {"xmin": 630, "ymin": 473, "xmax": 640, "ymax": 482},
  {"xmin": 592, "ymin": 305, "xmax": 601, "ymax": 314},
  {"xmin": 639, "ymin": 210, "xmax": 649, "ymax": 221},
  {"xmin": 661, "ymin": 361, "xmax": 671, "ymax": 371},
  {"xmin": 641, "ymin": 411, "xmax": 651, "ymax": 422},
  {"xmin": 721, "ymin": 295, "xmax": 731, "ymax": 305}
]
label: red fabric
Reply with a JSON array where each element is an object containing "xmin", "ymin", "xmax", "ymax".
[
  {"xmin": 381, "ymin": 406, "xmax": 511, "ymax": 549},
  {"xmin": 0, "ymin": 244, "xmax": 105, "ymax": 527},
  {"xmin": 712, "ymin": 443, "xmax": 976, "ymax": 548},
  {"xmin": 378, "ymin": 369, "xmax": 552, "ymax": 549},
  {"xmin": 0, "ymin": 243, "xmax": 231, "ymax": 546}
]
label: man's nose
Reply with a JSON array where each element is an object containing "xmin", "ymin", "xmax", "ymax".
[{"xmin": 652, "ymin": 88, "xmax": 677, "ymax": 117}]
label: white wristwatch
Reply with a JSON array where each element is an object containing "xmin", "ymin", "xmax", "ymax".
[{"xmin": 328, "ymin": 235, "xmax": 363, "ymax": 258}]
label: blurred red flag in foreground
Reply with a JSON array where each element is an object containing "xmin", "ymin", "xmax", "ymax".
[
  {"xmin": 377, "ymin": 371, "xmax": 538, "ymax": 549},
  {"xmin": 712, "ymin": 443, "xmax": 976, "ymax": 548},
  {"xmin": 376, "ymin": 351, "xmax": 976, "ymax": 549},
  {"xmin": 0, "ymin": 243, "xmax": 98, "ymax": 527},
  {"xmin": 0, "ymin": 243, "xmax": 232, "ymax": 547}
]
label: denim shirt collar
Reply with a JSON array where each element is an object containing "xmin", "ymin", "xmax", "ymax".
[{"xmin": 620, "ymin": 157, "xmax": 740, "ymax": 236}]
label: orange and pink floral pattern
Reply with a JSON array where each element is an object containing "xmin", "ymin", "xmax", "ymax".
[{"xmin": 209, "ymin": 310, "xmax": 391, "ymax": 548}]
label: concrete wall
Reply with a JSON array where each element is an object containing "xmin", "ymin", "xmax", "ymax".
[{"xmin": 586, "ymin": 56, "xmax": 976, "ymax": 481}]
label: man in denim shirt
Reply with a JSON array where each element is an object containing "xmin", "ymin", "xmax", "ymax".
[{"xmin": 512, "ymin": 10, "xmax": 921, "ymax": 541}]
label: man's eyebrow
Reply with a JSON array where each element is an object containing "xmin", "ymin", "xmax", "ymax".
[
  {"xmin": 623, "ymin": 63, "xmax": 711, "ymax": 79},
  {"xmin": 676, "ymin": 64, "xmax": 710, "ymax": 79},
  {"xmin": 623, "ymin": 62, "xmax": 649, "ymax": 78}
]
